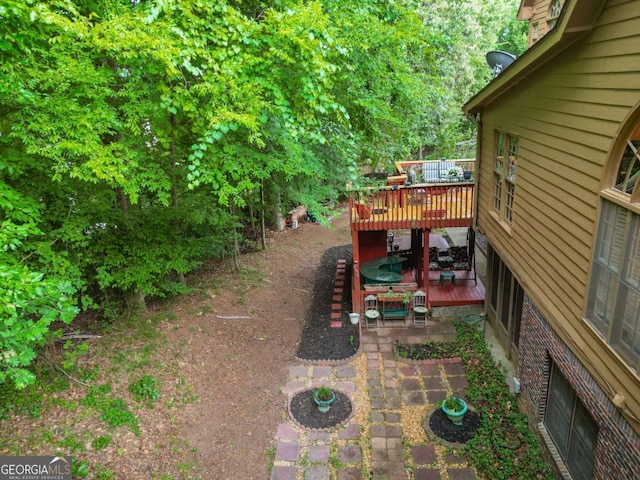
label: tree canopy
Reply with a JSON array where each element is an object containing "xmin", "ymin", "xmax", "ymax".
[{"xmin": 0, "ymin": 0, "xmax": 523, "ymax": 387}]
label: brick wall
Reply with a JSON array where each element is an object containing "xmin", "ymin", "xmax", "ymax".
[{"xmin": 517, "ymin": 296, "xmax": 640, "ymax": 480}]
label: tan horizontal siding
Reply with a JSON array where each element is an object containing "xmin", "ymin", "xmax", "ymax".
[
  {"xmin": 534, "ymin": 69, "xmax": 640, "ymax": 89},
  {"xmin": 516, "ymin": 108, "xmax": 619, "ymax": 143},
  {"xmin": 513, "ymin": 116, "xmax": 612, "ymax": 157},
  {"xmin": 520, "ymin": 139, "xmax": 603, "ymax": 181},
  {"xmin": 516, "ymin": 176, "xmax": 595, "ymax": 256},
  {"xmin": 517, "ymin": 165, "xmax": 598, "ymax": 229},
  {"xmin": 586, "ymin": 14, "xmax": 640, "ymax": 43},
  {"xmin": 515, "ymin": 193, "xmax": 592, "ymax": 273},
  {"xmin": 563, "ymin": 54, "xmax": 640, "ymax": 74},
  {"xmin": 525, "ymin": 86, "xmax": 640, "ymax": 107},
  {"xmin": 579, "ymin": 36, "xmax": 640, "ymax": 58},
  {"xmin": 517, "ymin": 93, "xmax": 630, "ymax": 123}
]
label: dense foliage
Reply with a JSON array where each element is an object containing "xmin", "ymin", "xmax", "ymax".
[{"xmin": 1, "ymin": 0, "xmax": 523, "ymax": 386}]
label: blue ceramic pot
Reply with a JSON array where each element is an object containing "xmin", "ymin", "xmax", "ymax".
[
  {"xmin": 442, "ymin": 397, "xmax": 468, "ymax": 425},
  {"xmin": 313, "ymin": 389, "xmax": 336, "ymax": 413}
]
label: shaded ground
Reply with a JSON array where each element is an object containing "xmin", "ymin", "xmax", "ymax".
[{"xmin": 172, "ymin": 211, "xmax": 354, "ymax": 479}]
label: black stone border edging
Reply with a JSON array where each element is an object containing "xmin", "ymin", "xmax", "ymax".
[
  {"xmin": 287, "ymin": 388, "xmax": 354, "ymax": 432},
  {"xmin": 423, "ymin": 405, "xmax": 478, "ymax": 449}
]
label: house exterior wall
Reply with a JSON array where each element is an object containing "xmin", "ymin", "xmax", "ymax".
[
  {"xmin": 519, "ymin": 0, "xmax": 556, "ymax": 47},
  {"xmin": 519, "ymin": 297, "xmax": 640, "ymax": 479},
  {"xmin": 474, "ymin": 0, "xmax": 640, "ymax": 449}
]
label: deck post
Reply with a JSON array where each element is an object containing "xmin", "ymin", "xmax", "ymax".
[
  {"xmin": 351, "ymin": 228, "xmax": 361, "ymax": 313},
  {"xmin": 423, "ymin": 230, "xmax": 430, "ymax": 301}
]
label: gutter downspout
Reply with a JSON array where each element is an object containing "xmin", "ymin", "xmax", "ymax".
[{"xmin": 472, "ymin": 111, "xmax": 482, "ymax": 233}]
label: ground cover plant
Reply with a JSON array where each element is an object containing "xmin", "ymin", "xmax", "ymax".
[
  {"xmin": 395, "ymin": 339, "xmax": 461, "ymax": 360},
  {"xmin": 395, "ymin": 321, "xmax": 554, "ymax": 479},
  {"xmin": 457, "ymin": 322, "xmax": 554, "ymax": 479}
]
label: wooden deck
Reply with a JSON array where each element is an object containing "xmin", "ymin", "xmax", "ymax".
[
  {"xmin": 350, "ymin": 184, "xmax": 474, "ymax": 231},
  {"xmin": 426, "ymin": 269, "xmax": 485, "ymax": 307},
  {"xmin": 356, "ymin": 267, "xmax": 485, "ymax": 310}
]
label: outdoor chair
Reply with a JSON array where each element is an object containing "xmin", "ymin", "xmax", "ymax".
[
  {"xmin": 364, "ymin": 294, "xmax": 381, "ymax": 328},
  {"xmin": 412, "ymin": 290, "xmax": 428, "ymax": 326},
  {"xmin": 422, "ymin": 162, "xmax": 441, "ymax": 183}
]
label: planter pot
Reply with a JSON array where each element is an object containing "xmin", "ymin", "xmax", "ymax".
[
  {"xmin": 463, "ymin": 171, "xmax": 472, "ymax": 181},
  {"xmin": 313, "ymin": 389, "xmax": 336, "ymax": 413},
  {"xmin": 349, "ymin": 313, "xmax": 360, "ymax": 325},
  {"xmin": 355, "ymin": 203, "xmax": 371, "ymax": 219},
  {"xmin": 442, "ymin": 397, "xmax": 468, "ymax": 425}
]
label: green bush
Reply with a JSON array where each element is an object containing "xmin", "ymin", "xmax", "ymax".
[
  {"xmin": 91, "ymin": 435, "xmax": 111, "ymax": 451},
  {"xmin": 128, "ymin": 375, "xmax": 161, "ymax": 403}
]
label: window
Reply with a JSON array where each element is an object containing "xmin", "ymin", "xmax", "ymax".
[
  {"xmin": 587, "ymin": 120, "xmax": 640, "ymax": 373},
  {"xmin": 493, "ymin": 131, "xmax": 519, "ymax": 224},
  {"xmin": 614, "ymin": 124, "xmax": 640, "ymax": 200},
  {"xmin": 587, "ymin": 201, "xmax": 640, "ymax": 371},
  {"xmin": 532, "ymin": 22, "xmax": 539, "ymax": 42},
  {"xmin": 505, "ymin": 137, "xmax": 518, "ymax": 223},
  {"xmin": 544, "ymin": 363, "xmax": 598, "ymax": 480},
  {"xmin": 547, "ymin": 0, "xmax": 564, "ymax": 30},
  {"xmin": 493, "ymin": 132, "xmax": 505, "ymax": 212}
]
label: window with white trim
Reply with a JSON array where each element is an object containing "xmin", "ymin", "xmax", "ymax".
[
  {"xmin": 586, "ymin": 121, "xmax": 640, "ymax": 373},
  {"xmin": 493, "ymin": 130, "xmax": 519, "ymax": 224},
  {"xmin": 493, "ymin": 131, "xmax": 505, "ymax": 212},
  {"xmin": 505, "ymin": 137, "xmax": 518, "ymax": 223},
  {"xmin": 544, "ymin": 363, "xmax": 598, "ymax": 480}
]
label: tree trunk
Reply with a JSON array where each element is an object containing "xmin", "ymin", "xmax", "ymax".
[
  {"xmin": 127, "ymin": 288, "xmax": 146, "ymax": 311},
  {"xmin": 260, "ymin": 179, "xmax": 267, "ymax": 250},
  {"xmin": 230, "ymin": 204, "xmax": 241, "ymax": 271},
  {"xmin": 275, "ymin": 191, "xmax": 284, "ymax": 232},
  {"xmin": 116, "ymin": 187, "xmax": 128, "ymax": 216},
  {"xmin": 170, "ymin": 113, "xmax": 186, "ymax": 286}
]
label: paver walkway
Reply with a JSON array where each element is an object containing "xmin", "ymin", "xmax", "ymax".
[{"xmin": 271, "ymin": 305, "xmax": 483, "ymax": 480}]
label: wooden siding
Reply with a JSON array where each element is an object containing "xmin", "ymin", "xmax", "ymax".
[
  {"xmin": 475, "ymin": 0, "xmax": 640, "ymax": 430},
  {"xmin": 524, "ymin": 0, "xmax": 554, "ymax": 46}
]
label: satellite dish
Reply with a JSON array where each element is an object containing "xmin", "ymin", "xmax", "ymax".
[{"xmin": 486, "ymin": 51, "xmax": 517, "ymax": 77}]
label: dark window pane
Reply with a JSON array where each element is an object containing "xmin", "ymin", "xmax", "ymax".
[
  {"xmin": 566, "ymin": 402, "xmax": 598, "ymax": 480},
  {"xmin": 545, "ymin": 365, "xmax": 574, "ymax": 456}
]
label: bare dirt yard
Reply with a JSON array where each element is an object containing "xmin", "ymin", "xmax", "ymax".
[{"xmin": 0, "ymin": 210, "xmax": 353, "ymax": 480}]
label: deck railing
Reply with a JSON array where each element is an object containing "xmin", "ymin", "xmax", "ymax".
[{"xmin": 349, "ymin": 182, "xmax": 474, "ymax": 230}]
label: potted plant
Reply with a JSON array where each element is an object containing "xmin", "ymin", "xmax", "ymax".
[
  {"xmin": 380, "ymin": 288, "xmax": 413, "ymax": 304},
  {"xmin": 447, "ymin": 167, "xmax": 463, "ymax": 181},
  {"xmin": 354, "ymin": 191, "xmax": 371, "ymax": 219},
  {"xmin": 313, "ymin": 386, "xmax": 336, "ymax": 413},
  {"xmin": 442, "ymin": 396, "xmax": 468, "ymax": 425}
]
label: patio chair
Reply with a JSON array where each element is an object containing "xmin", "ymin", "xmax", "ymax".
[
  {"xmin": 412, "ymin": 290, "xmax": 428, "ymax": 326},
  {"xmin": 364, "ymin": 294, "xmax": 381, "ymax": 328},
  {"xmin": 422, "ymin": 162, "xmax": 441, "ymax": 183}
]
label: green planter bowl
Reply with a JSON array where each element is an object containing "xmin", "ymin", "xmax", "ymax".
[
  {"xmin": 442, "ymin": 397, "xmax": 468, "ymax": 425},
  {"xmin": 313, "ymin": 389, "xmax": 336, "ymax": 413}
]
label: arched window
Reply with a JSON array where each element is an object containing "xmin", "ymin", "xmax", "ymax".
[
  {"xmin": 547, "ymin": 0, "xmax": 564, "ymax": 30},
  {"xmin": 586, "ymin": 120, "xmax": 640, "ymax": 374},
  {"xmin": 614, "ymin": 124, "xmax": 640, "ymax": 201}
]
